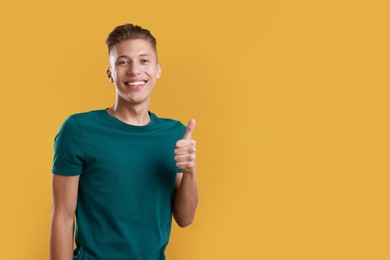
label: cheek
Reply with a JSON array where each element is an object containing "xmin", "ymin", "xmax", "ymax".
[{"xmin": 115, "ymin": 68, "xmax": 126, "ymax": 77}]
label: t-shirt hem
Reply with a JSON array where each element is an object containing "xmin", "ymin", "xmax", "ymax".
[{"xmin": 52, "ymin": 167, "xmax": 82, "ymax": 176}]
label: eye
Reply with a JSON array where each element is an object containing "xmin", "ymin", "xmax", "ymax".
[
  {"xmin": 117, "ymin": 60, "xmax": 128, "ymax": 65},
  {"xmin": 140, "ymin": 59, "xmax": 150, "ymax": 64}
]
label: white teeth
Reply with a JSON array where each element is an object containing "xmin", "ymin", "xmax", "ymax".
[{"xmin": 127, "ymin": 81, "xmax": 145, "ymax": 86}]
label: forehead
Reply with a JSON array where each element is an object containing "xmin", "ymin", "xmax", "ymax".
[{"xmin": 109, "ymin": 39, "xmax": 157, "ymax": 60}]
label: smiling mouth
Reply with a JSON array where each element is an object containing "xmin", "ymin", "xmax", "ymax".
[{"xmin": 125, "ymin": 80, "xmax": 147, "ymax": 89}]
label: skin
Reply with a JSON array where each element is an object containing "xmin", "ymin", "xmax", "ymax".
[
  {"xmin": 173, "ymin": 119, "xmax": 199, "ymax": 227},
  {"xmin": 50, "ymin": 38, "xmax": 198, "ymax": 259},
  {"xmin": 50, "ymin": 175, "xmax": 79, "ymax": 260},
  {"xmin": 106, "ymin": 39, "xmax": 162, "ymax": 125}
]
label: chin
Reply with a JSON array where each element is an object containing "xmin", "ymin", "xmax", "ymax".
[{"xmin": 125, "ymin": 96, "xmax": 150, "ymax": 105}]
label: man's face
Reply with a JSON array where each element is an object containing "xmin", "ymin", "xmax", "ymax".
[{"xmin": 107, "ymin": 39, "xmax": 161, "ymax": 107}]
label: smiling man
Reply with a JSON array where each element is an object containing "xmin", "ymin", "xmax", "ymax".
[{"xmin": 50, "ymin": 24, "xmax": 198, "ymax": 260}]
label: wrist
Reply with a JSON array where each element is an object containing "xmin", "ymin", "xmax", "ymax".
[{"xmin": 183, "ymin": 168, "xmax": 196, "ymax": 177}]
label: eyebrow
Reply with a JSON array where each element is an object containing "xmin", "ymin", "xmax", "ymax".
[{"xmin": 117, "ymin": 54, "xmax": 154, "ymax": 59}]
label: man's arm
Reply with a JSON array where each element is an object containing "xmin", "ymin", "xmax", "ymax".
[
  {"xmin": 173, "ymin": 119, "xmax": 199, "ymax": 227},
  {"xmin": 50, "ymin": 174, "xmax": 80, "ymax": 260},
  {"xmin": 173, "ymin": 172, "xmax": 199, "ymax": 227}
]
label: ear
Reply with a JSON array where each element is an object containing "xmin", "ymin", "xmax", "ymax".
[
  {"xmin": 156, "ymin": 64, "xmax": 162, "ymax": 79},
  {"xmin": 107, "ymin": 67, "xmax": 113, "ymax": 82}
]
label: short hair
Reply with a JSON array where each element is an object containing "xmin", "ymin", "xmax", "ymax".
[{"xmin": 105, "ymin": 23, "xmax": 157, "ymax": 55}]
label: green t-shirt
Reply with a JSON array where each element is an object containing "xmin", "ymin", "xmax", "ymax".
[{"xmin": 52, "ymin": 108, "xmax": 186, "ymax": 260}]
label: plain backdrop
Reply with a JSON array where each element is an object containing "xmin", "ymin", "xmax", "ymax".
[{"xmin": 0, "ymin": 0, "xmax": 389, "ymax": 259}]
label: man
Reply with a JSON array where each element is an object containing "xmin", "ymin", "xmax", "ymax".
[{"xmin": 50, "ymin": 24, "xmax": 198, "ymax": 260}]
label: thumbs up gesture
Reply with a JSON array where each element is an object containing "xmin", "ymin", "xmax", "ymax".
[{"xmin": 175, "ymin": 119, "xmax": 197, "ymax": 175}]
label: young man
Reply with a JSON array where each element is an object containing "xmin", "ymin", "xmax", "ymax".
[{"xmin": 50, "ymin": 24, "xmax": 198, "ymax": 260}]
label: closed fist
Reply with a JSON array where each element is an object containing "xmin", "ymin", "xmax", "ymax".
[{"xmin": 175, "ymin": 119, "xmax": 196, "ymax": 175}]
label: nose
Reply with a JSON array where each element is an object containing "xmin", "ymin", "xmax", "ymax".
[{"xmin": 127, "ymin": 63, "xmax": 140, "ymax": 75}]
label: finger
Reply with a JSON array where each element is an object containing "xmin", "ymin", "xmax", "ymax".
[
  {"xmin": 175, "ymin": 154, "xmax": 196, "ymax": 162},
  {"xmin": 176, "ymin": 161, "xmax": 196, "ymax": 171},
  {"xmin": 183, "ymin": 119, "xmax": 196, "ymax": 140},
  {"xmin": 174, "ymin": 146, "xmax": 196, "ymax": 155},
  {"xmin": 176, "ymin": 139, "xmax": 196, "ymax": 148}
]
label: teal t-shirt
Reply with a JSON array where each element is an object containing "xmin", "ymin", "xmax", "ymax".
[{"xmin": 52, "ymin": 108, "xmax": 186, "ymax": 260}]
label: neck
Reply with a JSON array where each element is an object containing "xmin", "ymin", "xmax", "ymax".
[{"xmin": 108, "ymin": 99, "xmax": 151, "ymax": 126}]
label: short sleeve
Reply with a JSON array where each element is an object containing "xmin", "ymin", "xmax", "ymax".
[{"xmin": 52, "ymin": 115, "xmax": 85, "ymax": 176}]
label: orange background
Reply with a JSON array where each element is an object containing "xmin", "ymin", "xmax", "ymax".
[{"xmin": 0, "ymin": 0, "xmax": 389, "ymax": 259}]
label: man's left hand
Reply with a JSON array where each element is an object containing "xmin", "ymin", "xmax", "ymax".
[{"xmin": 175, "ymin": 119, "xmax": 197, "ymax": 175}]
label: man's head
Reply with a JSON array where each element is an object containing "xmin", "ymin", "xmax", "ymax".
[
  {"xmin": 105, "ymin": 23, "xmax": 158, "ymax": 60},
  {"xmin": 106, "ymin": 24, "xmax": 162, "ymax": 107}
]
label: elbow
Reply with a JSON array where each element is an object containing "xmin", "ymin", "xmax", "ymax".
[
  {"xmin": 173, "ymin": 199, "xmax": 198, "ymax": 228},
  {"xmin": 176, "ymin": 218, "xmax": 194, "ymax": 228},
  {"xmin": 51, "ymin": 207, "xmax": 75, "ymax": 223},
  {"xmin": 173, "ymin": 213, "xmax": 195, "ymax": 228}
]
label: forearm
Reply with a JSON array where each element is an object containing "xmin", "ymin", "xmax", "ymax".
[
  {"xmin": 50, "ymin": 214, "xmax": 74, "ymax": 260},
  {"xmin": 173, "ymin": 172, "xmax": 199, "ymax": 227}
]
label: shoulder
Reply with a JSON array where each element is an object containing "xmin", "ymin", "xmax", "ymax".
[
  {"xmin": 152, "ymin": 113, "xmax": 185, "ymax": 128},
  {"xmin": 57, "ymin": 109, "xmax": 105, "ymax": 134},
  {"xmin": 151, "ymin": 112, "xmax": 186, "ymax": 135},
  {"xmin": 70, "ymin": 109, "xmax": 104, "ymax": 123}
]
